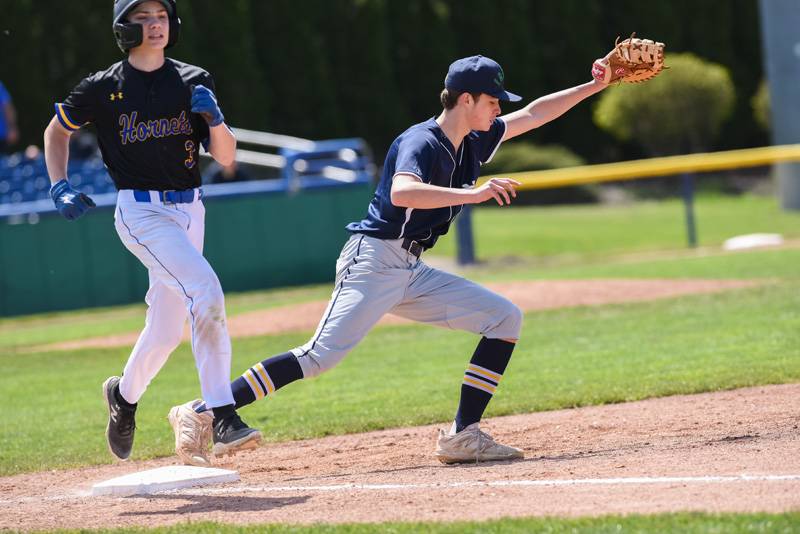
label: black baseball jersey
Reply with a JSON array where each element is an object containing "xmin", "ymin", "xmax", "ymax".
[{"xmin": 54, "ymin": 58, "xmax": 212, "ymax": 191}]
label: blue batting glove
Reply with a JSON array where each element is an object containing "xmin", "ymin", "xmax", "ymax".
[
  {"xmin": 191, "ymin": 84, "xmax": 225, "ymax": 127},
  {"xmin": 50, "ymin": 178, "xmax": 96, "ymax": 221}
]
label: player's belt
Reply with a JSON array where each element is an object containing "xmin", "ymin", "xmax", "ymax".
[
  {"xmin": 401, "ymin": 238, "xmax": 426, "ymax": 258},
  {"xmin": 132, "ymin": 188, "xmax": 203, "ymax": 204}
]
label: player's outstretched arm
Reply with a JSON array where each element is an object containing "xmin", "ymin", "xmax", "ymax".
[
  {"xmin": 502, "ymin": 35, "xmax": 666, "ymax": 142},
  {"xmin": 501, "ymin": 79, "xmax": 607, "ymax": 142},
  {"xmin": 391, "ymin": 174, "xmax": 520, "ymax": 209}
]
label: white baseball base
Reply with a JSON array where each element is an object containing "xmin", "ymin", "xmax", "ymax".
[
  {"xmin": 723, "ymin": 233, "xmax": 784, "ymax": 251},
  {"xmin": 91, "ymin": 465, "xmax": 239, "ymax": 497}
]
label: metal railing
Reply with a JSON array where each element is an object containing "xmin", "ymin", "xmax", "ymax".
[
  {"xmin": 200, "ymin": 127, "xmax": 374, "ymax": 188},
  {"xmin": 199, "ymin": 126, "xmax": 316, "ymax": 169}
]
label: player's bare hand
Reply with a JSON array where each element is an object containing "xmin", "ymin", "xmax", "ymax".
[{"xmin": 471, "ymin": 178, "xmax": 521, "ymax": 206}]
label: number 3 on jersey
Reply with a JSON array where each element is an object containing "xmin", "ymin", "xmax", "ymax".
[{"xmin": 184, "ymin": 140, "xmax": 196, "ymax": 169}]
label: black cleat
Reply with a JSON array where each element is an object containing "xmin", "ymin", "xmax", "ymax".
[
  {"xmin": 211, "ymin": 413, "xmax": 262, "ymax": 457},
  {"xmin": 102, "ymin": 376, "xmax": 136, "ymax": 460}
]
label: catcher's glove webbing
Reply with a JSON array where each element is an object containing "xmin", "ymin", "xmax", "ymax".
[{"xmin": 592, "ymin": 33, "xmax": 666, "ymax": 84}]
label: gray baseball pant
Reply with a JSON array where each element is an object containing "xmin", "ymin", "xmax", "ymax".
[{"xmin": 291, "ymin": 234, "xmax": 523, "ymax": 378}]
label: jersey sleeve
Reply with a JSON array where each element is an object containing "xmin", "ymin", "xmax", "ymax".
[
  {"xmin": 199, "ymin": 72, "xmax": 216, "ymax": 94},
  {"xmin": 393, "ymin": 133, "xmax": 437, "ymax": 183},
  {"xmin": 54, "ymin": 76, "xmax": 97, "ymax": 132},
  {"xmin": 474, "ymin": 118, "xmax": 507, "ymax": 165}
]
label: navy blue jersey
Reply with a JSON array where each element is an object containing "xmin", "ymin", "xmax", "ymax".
[
  {"xmin": 347, "ymin": 117, "xmax": 506, "ymax": 249},
  {"xmin": 54, "ymin": 58, "xmax": 212, "ymax": 191}
]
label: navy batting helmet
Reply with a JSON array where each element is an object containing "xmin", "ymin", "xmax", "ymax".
[{"xmin": 113, "ymin": 0, "xmax": 180, "ymax": 53}]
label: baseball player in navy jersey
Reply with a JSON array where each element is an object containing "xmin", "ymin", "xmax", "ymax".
[
  {"xmin": 43, "ymin": 0, "xmax": 260, "ymax": 462},
  {"xmin": 169, "ymin": 55, "xmax": 612, "ymax": 465}
]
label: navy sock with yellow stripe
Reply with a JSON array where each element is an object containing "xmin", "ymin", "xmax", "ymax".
[
  {"xmin": 195, "ymin": 352, "xmax": 303, "ymax": 413},
  {"xmin": 454, "ymin": 337, "xmax": 515, "ymax": 432}
]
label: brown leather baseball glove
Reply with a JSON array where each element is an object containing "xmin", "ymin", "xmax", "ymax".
[{"xmin": 591, "ymin": 33, "xmax": 666, "ymax": 84}]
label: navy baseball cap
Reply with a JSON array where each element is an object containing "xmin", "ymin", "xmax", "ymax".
[{"xmin": 444, "ymin": 55, "xmax": 522, "ymax": 102}]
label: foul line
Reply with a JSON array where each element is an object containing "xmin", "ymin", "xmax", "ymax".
[
  {"xmin": 2, "ymin": 474, "xmax": 799, "ymax": 504},
  {"xmin": 175, "ymin": 474, "xmax": 800, "ymax": 496}
]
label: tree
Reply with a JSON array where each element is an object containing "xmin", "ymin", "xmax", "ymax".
[
  {"xmin": 751, "ymin": 79, "xmax": 770, "ymax": 132},
  {"xmin": 593, "ymin": 53, "xmax": 735, "ymax": 155},
  {"xmin": 178, "ymin": 0, "xmax": 271, "ymax": 131}
]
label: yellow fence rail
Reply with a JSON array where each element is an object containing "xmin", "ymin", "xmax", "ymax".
[
  {"xmin": 456, "ymin": 144, "xmax": 800, "ymax": 263},
  {"xmin": 479, "ymin": 144, "xmax": 800, "ymax": 190}
]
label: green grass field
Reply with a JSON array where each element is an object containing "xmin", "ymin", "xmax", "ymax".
[
  {"xmin": 433, "ymin": 193, "xmax": 800, "ymax": 260},
  {"xmin": 3, "ymin": 269, "xmax": 797, "ymax": 475},
  {"xmin": 0, "ymin": 284, "xmax": 333, "ymax": 352},
  {"xmin": 465, "ymin": 242, "xmax": 800, "ymax": 283},
  {"xmin": 2, "ymin": 194, "xmax": 798, "ymax": 532},
  {"xmin": 30, "ymin": 512, "xmax": 800, "ymax": 534}
]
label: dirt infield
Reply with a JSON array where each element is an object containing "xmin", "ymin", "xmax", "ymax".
[
  {"xmin": 1, "ymin": 384, "xmax": 798, "ymax": 530},
  {"xmin": 44, "ymin": 279, "xmax": 760, "ymax": 351}
]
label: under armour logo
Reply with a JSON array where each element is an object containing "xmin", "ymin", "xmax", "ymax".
[
  {"xmin": 110, "ymin": 92, "xmax": 124, "ymax": 101},
  {"xmin": 61, "ymin": 193, "xmax": 75, "ymax": 204}
]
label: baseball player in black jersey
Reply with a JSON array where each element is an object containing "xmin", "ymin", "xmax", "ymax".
[
  {"xmin": 168, "ymin": 55, "xmax": 613, "ymax": 466},
  {"xmin": 43, "ymin": 0, "xmax": 261, "ymax": 462}
]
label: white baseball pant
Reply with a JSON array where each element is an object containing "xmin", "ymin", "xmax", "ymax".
[{"xmin": 113, "ymin": 189, "xmax": 234, "ymax": 408}]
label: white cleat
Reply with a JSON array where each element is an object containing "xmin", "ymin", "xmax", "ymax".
[
  {"xmin": 435, "ymin": 423, "xmax": 524, "ymax": 464},
  {"xmin": 168, "ymin": 399, "xmax": 214, "ymax": 467}
]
